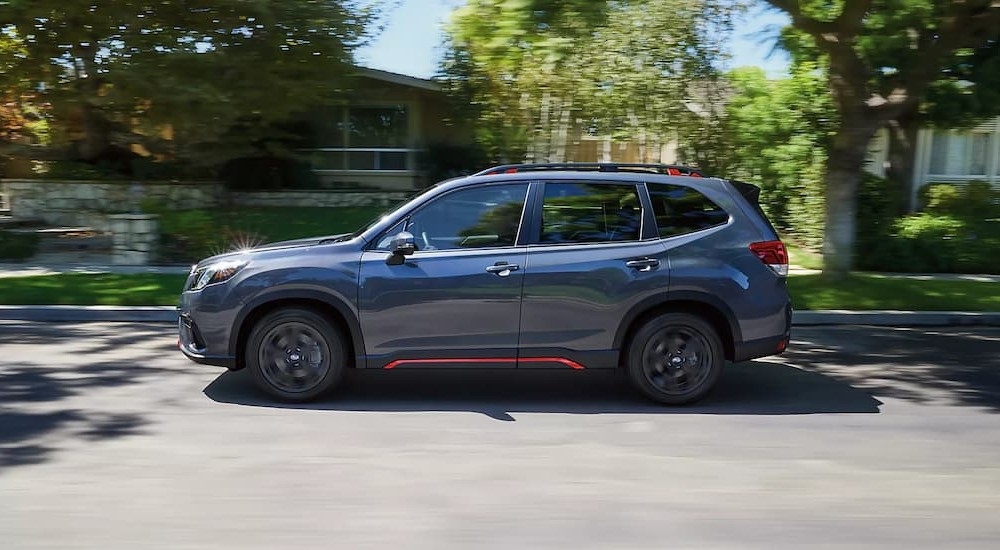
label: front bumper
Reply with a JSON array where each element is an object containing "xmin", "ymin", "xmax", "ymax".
[{"xmin": 177, "ymin": 309, "xmax": 236, "ymax": 369}]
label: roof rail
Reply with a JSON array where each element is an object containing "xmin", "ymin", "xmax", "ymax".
[{"xmin": 474, "ymin": 163, "xmax": 705, "ymax": 177}]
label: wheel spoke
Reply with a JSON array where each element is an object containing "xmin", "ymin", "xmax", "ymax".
[
  {"xmin": 641, "ymin": 325, "xmax": 712, "ymax": 397},
  {"xmin": 258, "ymin": 321, "xmax": 330, "ymax": 394}
]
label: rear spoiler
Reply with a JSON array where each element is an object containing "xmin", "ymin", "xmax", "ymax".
[
  {"xmin": 728, "ymin": 179, "xmax": 779, "ymax": 235},
  {"xmin": 730, "ymin": 180, "xmax": 761, "ymax": 206}
]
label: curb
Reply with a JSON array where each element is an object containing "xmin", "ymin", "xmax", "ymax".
[
  {"xmin": 0, "ymin": 305, "xmax": 178, "ymax": 323},
  {"xmin": 792, "ymin": 310, "xmax": 1000, "ymax": 327},
  {"xmin": 1, "ymin": 306, "xmax": 1000, "ymax": 326}
]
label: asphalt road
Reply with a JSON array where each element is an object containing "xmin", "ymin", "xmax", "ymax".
[{"xmin": 2, "ymin": 322, "xmax": 999, "ymax": 549}]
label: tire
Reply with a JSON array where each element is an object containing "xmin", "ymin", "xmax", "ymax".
[
  {"xmin": 626, "ymin": 312, "xmax": 724, "ymax": 405},
  {"xmin": 246, "ymin": 307, "xmax": 346, "ymax": 402}
]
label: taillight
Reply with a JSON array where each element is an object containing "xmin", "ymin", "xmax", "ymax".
[{"xmin": 749, "ymin": 240, "xmax": 788, "ymax": 277}]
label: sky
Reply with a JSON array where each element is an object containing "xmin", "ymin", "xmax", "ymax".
[{"xmin": 355, "ymin": 0, "xmax": 792, "ymax": 80}]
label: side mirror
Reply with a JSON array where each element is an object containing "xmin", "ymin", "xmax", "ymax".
[{"xmin": 389, "ymin": 231, "xmax": 416, "ymax": 256}]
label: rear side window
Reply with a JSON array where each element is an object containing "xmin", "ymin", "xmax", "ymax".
[
  {"xmin": 647, "ymin": 182, "xmax": 729, "ymax": 238},
  {"xmin": 539, "ymin": 182, "xmax": 642, "ymax": 244}
]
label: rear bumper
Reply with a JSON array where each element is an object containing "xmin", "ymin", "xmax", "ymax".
[
  {"xmin": 732, "ymin": 303, "xmax": 792, "ymax": 362},
  {"xmin": 733, "ymin": 333, "xmax": 789, "ymax": 362}
]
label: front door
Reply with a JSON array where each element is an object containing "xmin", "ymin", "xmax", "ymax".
[{"xmin": 358, "ymin": 183, "xmax": 530, "ymax": 368}]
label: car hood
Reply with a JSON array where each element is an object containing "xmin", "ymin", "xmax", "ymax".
[
  {"xmin": 254, "ymin": 233, "xmax": 353, "ymax": 251},
  {"xmin": 193, "ymin": 232, "xmax": 353, "ymax": 267}
]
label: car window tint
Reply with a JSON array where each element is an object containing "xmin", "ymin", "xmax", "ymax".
[
  {"xmin": 539, "ymin": 182, "xmax": 642, "ymax": 244},
  {"xmin": 647, "ymin": 182, "xmax": 729, "ymax": 238},
  {"xmin": 404, "ymin": 184, "xmax": 528, "ymax": 251}
]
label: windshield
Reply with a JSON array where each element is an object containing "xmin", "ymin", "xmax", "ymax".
[{"xmin": 348, "ymin": 183, "xmax": 441, "ymax": 240}]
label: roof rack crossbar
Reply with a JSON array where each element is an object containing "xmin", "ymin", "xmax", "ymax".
[{"xmin": 473, "ymin": 162, "xmax": 704, "ymax": 177}]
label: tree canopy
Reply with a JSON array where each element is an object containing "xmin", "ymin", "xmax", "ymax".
[
  {"xmin": 441, "ymin": 0, "xmax": 739, "ymax": 164},
  {"xmin": 764, "ymin": 0, "xmax": 1000, "ymax": 275},
  {"xmin": 0, "ymin": 0, "xmax": 375, "ymax": 171}
]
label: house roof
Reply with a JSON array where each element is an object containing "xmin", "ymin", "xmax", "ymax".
[{"xmin": 355, "ymin": 67, "xmax": 441, "ymax": 92}]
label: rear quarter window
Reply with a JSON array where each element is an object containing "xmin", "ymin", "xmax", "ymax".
[{"xmin": 647, "ymin": 182, "xmax": 729, "ymax": 238}]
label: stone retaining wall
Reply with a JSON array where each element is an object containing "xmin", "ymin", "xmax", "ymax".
[
  {"xmin": 109, "ymin": 214, "xmax": 159, "ymax": 265},
  {"xmin": 0, "ymin": 180, "xmax": 223, "ymax": 231},
  {"xmin": 0, "ymin": 180, "xmax": 410, "ymax": 230},
  {"xmin": 229, "ymin": 190, "xmax": 411, "ymax": 209}
]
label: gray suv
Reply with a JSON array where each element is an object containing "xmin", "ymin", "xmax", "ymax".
[{"xmin": 178, "ymin": 163, "xmax": 791, "ymax": 405}]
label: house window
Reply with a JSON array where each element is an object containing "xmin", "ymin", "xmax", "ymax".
[
  {"xmin": 928, "ymin": 131, "xmax": 989, "ymax": 176},
  {"xmin": 307, "ymin": 105, "xmax": 414, "ymax": 172}
]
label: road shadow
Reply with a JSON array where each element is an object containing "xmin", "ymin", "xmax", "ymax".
[
  {"xmin": 785, "ymin": 327, "xmax": 1000, "ymax": 412},
  {"xmin": 0, "ymin": 357, "xmax": 158, "ymax": 469},
  {"xmin": 204, "ymin": 360, "xmax": 882, "ymax": 421},
  {"xmin": 0, "ymin": 322, "xmax": 180, "ymax": 471}
]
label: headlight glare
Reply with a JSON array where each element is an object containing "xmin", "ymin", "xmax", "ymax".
[{"xmin": 189, "ymin": 259, "xmax": 248, "ymax": 291}]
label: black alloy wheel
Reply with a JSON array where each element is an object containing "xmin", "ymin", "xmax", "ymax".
[
  {"xmin": 627, "ymin": 312, "xmax": 724, "ymax": 405},
  {"xmin": 246, "ymin": 308, "xmax": 346, "ymax": 402}
]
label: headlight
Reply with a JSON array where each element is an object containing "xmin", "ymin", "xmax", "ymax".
[{"xmin": 188, "ymin": 259, "xmax": 248, "ymax": 291}]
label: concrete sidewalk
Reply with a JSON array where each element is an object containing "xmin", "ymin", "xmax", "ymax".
[
  {"xmin": 1, "ymin": 262, "xmax": 998, "ymax": 326},
  {"xmin": 0, "ymin": 262, "xmax": 190, "ymax": 278}
]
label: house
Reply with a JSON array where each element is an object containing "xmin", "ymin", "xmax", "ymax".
[
  {"xmin": 865, "ymin": 117, "xmax": 1000, "ymax": 210},
  {"xmin": 910, "ymin": 117, "xmax": 1000, "ymax": 205},
  {"xmin": 302, "ymin": 67, "xmax": 471, "ymax": 191}
]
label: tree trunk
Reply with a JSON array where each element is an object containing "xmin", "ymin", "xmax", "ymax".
[
  {"xmin": 552, "ymin": 98, "xmax": 572, "ymax": 162},
  {"xmin": 886, "ymin": 115, "xmax": 920, "ymax": 213},
  {"xmin": 77, "ymin": 102, "xmax": 113, "ymax": 161},
  {"xmin": 823, "ymin": 118, "xmax": 881, "ymax": 277}
]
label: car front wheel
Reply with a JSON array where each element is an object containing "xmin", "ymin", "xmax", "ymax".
[
  {"xmin": 627, "ymin": 312, "xmax": 724, "ymax": 405},
  {"xmin": 246, "ymin": 308, "xmax": 346, "ymax": 402}
]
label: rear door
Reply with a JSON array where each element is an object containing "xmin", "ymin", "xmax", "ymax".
[{"xmin": 517, "ymin": 180, "xmax": 670, "ymax": 369}]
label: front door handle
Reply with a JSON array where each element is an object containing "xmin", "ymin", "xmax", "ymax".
[
  {"xmin": 625, "ymin": 258, "xmax": 660, "ymax": 272},
  {"xmin": 486, "ymin": 262, "xmax": 520, "ymax": 276}
]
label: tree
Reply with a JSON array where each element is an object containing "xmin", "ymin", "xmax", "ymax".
[
  {"xmin": 441, "ymin": 0, "xmax": 611, "ymax": 162},
  {"xmin": 887, "ymin": 38, "xmax": 1000, "ymax": 212},
  {"xmin": 762, "ymin": 0, "xmax": 1000, "ymax": 276},
  {"xmin": 684, "ymin": 65, "xmax": 833, "ymax": 248},
  {"xmin": 0, "ymin": 1, "xmax": 375, "ymax": 171},
  {"xmin": 441, "ymin": 0, "xmax": 739, "ymax": 164}
]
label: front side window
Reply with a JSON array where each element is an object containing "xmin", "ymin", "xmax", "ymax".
[
  {"xmin": 648, "ymin": 182, "xmax": 729, "ymax": 238},
  {"xmin": 388, "ymin": 184, "xmax": 529, "ymax": 251},
  {"xmin": 538, "ymin": 182, "xmax": 643, "ymax": 244}
]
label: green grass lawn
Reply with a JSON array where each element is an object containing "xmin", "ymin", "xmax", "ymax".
[
  {"xmin": 0, "ymin": 273, "xmax": 188, "ymax": 306},
  {"xmin": 154, "ymin": 206, "xmax": 388, "ymax": 262},
  {"xmin": 787, "ymin": 273, "xmax": 1000, "ymax": 311},
  {"xmin": 0, "ymin": 271, "xmax": 996, "ymax": 310},
  {"xmin": 213, "ymin": 206, "xmax": 386, "ymax": 244},
  {"xmin": 783, "ymin": 238, "xmax": 824, "ymax": 270}
]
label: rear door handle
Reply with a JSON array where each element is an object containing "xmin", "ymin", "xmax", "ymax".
[
  {"xmin": 486, "ymin": 262, "xmax": 520, "ymax": 276},
  {"xmin": 625, "ymin": 258, "xmax": 660, "ymax": 272}
]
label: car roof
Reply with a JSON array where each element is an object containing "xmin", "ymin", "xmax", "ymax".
[{"xmin": 439, "ymin": 164, "xmax": 727, "ymax": 194}]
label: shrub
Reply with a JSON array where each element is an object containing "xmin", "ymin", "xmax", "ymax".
[
  {"xmin": 154, "ymin": 209, "xmax": 223, "ymax": 263},
  {"xmin": 0, "ymin": 230, "xmax": 39, "ymax": 261},
  {"xmin": 858, "ymin": 180, "xmax": 1000, "ymax": 273},
  {"xmin": 418, "ymin": 143, "xmax": 490, "ymax": 187},
  {"xmin": 219, "ymin": 155, "xmax": 320, "ymax": 190}
]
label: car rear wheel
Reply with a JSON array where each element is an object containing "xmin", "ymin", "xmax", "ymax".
[
  {"xmin": 246, "ymin": 308, "xmax": 345, "ymax": 402},
  {"xmin": 627, "ymin": 312, "xmax": 724, "ymax": 405}
]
